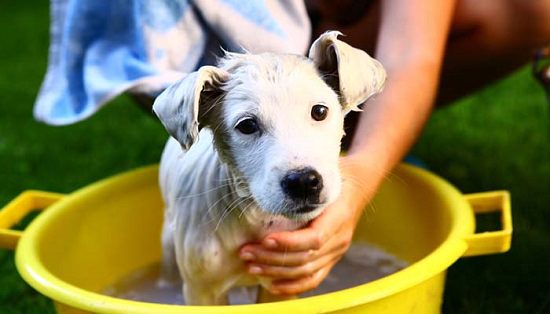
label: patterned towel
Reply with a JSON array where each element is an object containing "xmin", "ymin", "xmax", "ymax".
[{"xmin": 34, "ymin": 0, "xmax": 311, "ymax": 125}]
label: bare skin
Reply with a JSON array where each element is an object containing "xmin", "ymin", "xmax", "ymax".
[{"xmin": 239, "ymin": 0, "xmax": 550, "ymax": 296}]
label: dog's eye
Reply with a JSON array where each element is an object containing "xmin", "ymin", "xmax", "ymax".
[
  {"xmin": 311, "ymin": 104, "xmax": 329, "ymax": 121},
  {"xmin": 235, "ymin": 118, "xmax": 259, "ymax": 135}
]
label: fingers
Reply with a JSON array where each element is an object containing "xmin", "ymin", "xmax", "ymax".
[
  {"xmin": 243, "ymin": 243, "xmax": 348, "ymax": 280},
  {"xmin": 240, "ymin": 244, "xmax": 317, "ymax": 266},
  {"xmin": 241, "ymin": 229, "xmax": 351, "ymax": 267},
  {"xmin": 269, "ymin": 259, "xmax": 339, "ymax": 295},
  {"xmin": 246, "ymin": 252, "xmax": 335, "ymax": 279},
  {"xmin": 261, "ymin": 227, "xmax": 326, "ymax": 252},
  {"xmin": 239, "ymin": 216, "xmax": 353, "ymax": 276},
  {"xmin": 262, "ymin": 208, "xmax": 345, "ymax": 252}
]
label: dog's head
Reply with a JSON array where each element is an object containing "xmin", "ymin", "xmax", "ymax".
[{"xmin": 154, "ymin": 31, "xmax": 386, "ymax": 221}]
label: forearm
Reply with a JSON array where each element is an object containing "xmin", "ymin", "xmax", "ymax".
[
  {"xmin": 348, "ymin": 62, "xmax": 439, "ymax": 171},
  {"xmin": 347, "ymin": 0, "xmax": 456, "ymax": 192}
]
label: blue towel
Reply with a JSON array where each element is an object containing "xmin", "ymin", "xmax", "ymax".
[{"xmin": 34, "ymin": 0, "xmax": 311, "ymax": 125}]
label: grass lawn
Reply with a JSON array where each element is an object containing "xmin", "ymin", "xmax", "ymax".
[{"xmin": 1, "ymin": 1, "xmax": 549, "ymax": 313}]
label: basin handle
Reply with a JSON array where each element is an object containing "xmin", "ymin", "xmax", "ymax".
[
  {"xmin": 0, "ymin": 190, "xmax": 65, "ymax": 250},
  {"xmin": 463, "ymin": 191, "xmax": 512, "ymax": 257}
]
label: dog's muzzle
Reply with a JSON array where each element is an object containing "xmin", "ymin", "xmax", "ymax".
[{"xmin": 280, "ymin": 168, "xmax": 323, "ymax": 213}]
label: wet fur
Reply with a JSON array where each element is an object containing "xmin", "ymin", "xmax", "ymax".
[{"xmin": 153, "ymin": 31, "xmax": 386, "ymax": 305}]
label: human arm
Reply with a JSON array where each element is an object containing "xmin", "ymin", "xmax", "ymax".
[{"xmin": 239, "ymin": 0, "xmax": 457, "ymax": 295}]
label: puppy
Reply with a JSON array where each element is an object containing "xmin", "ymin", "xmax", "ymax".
[{"xmin": 153, "ymin": 31, "xmax": 386, "ymax": 305}]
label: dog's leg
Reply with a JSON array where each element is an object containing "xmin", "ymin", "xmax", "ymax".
[
  {"xmin": 257, "ymin": 287, "xmax": 297, "ymax": 303},
  {"xmin": 183, "ymin": 281, "xmax": 228, "ymax": 305},
  {"xmin": 159, "ymin": 214, "xmax": 179, "ymax": 286}
]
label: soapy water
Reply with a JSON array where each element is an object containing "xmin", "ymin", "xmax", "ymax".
[{"xmin": 103, "ymin": 243, "xmax": 408, "ymax": 305}]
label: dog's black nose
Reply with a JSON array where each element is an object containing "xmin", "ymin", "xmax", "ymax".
[{"xmin": 281, "ymin": 168, "xmax": 323, "ymax": 201}]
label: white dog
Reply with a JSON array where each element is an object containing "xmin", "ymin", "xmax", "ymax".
[{"xmin": 153, "ymin": 31, "xmax": 386, "ymax": 305}]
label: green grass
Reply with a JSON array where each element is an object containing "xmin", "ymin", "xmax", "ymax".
[
  {"xmin": 414, "ymin": 71, "xmax": 550, "ymax": 313},
  {"xmin": 0, "ymin": 1, "xmax": 549, "ymax": 313},
  {"xmin": 412, "ymin": 57, "xmax": 549, "ymax": 314}
]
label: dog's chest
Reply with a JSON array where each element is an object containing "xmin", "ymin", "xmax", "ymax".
[
  {"xmin": 180, "ymin": 212, "xmax": 301, "ymax": 290},
  {"xmin": 177, "ymin": 199, "xmax": 303, "ymax": 286},
  {"xmin": 162, "ymin": 133, "xmax": 304, "ymax": 285}
]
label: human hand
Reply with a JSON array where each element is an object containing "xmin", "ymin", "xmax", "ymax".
[{"xmin": 239, "ymin": 154, "xmax": 382, "ymax": 295}]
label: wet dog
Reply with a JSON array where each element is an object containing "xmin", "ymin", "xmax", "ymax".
[{"xmin": 153, "ymin": 31, "xmax": 386, "ymax": 305}]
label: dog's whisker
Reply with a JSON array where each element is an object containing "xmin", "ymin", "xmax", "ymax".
[
  {"xmin": 210, "ymin": 121, "xmax": 229, "ymax": 136},
  {"xmin": 215, "ymin": 194, "xmax": 247, "ymax": 223},
  {"xmin": 281, "ymin": 246, "xmax": 289, "ymax": 267},
  {"xmin": 198, "ymin": 94, "xmax": 225, "ymax": 120},
  {"xmin": 238, "ymin": 198, "xmax": 255, "ymax": 219},
  {"xmin": 173, "ymin": 183, "xmax": 235, "ymax": 201},
  {"xmin": 342, "ymin": 177, "xmax": 378, "ymax": 205},
  {"xmin": 384, "ymin": 172, "xmax": 408, "ymax": 187},
  {"xmin": 236, "ymin": 201, "xmax": 249, "ymax": 219},
  {"xmin": 199, "ymin": 197, "xmax": 230, "ymax": 227},
  {"xmin": 320, "ymin": 72, "xmax": 339, "ymax": 80},
  {"xmin": 367, "ymin": 199, "xmax": 378, "ymax": 215},
  {"xmin": 343, "ymin": 182, "xmax": 376, "ymax": 198},
  {"xmin": 216, "ymin": 175, "xmax": 247, "ymax": 184},
  {"xmin": 199, "ymin": 190, "xmax": 241, "ymax": 227},
  {"xmin": 342, "ymin": 176, "xmax": 369, "ymax": 190},
  {"xmin": 204, "ymin": 189, "xmax": 239, "ymax": 216},
  {"xmin": 214, "ymin": 196, "xmax": 252, "ymax": 231}
]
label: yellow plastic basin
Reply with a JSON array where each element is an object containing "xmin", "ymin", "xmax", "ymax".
[{"xmin": 0, "ymin": 164, "xmax": 512, "ymax": 313}]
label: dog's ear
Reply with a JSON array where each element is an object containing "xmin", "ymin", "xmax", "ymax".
[
  {"xmin": 153, "ymin": 66, "xmax": 228, "ymax": 150},
  {"xmin": 309, "ymin": 31, "xmax": 386, "ymax": 114}
]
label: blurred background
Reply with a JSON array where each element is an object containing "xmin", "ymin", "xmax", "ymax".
[{"xmin": 0, "ymin": 2, "xmax": 548, "ymax": 313}]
